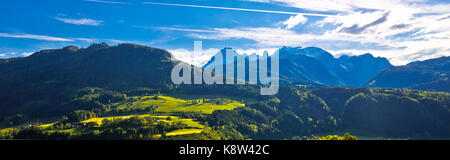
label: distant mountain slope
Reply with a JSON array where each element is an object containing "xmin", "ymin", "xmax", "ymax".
[
  {"xmin": 365, "ymin": 56, "xmax": 450, "ymax": 92},
  {"xmin": 277, "ymin": 47, "xmax": 392, "ymax": 87},
  {"xmin": 202, "ymin": 48, "xmax": 327, "ymax": 88},
  {"xmin": 338, "ymin": 53, "xmax": 393, "ymax": 86},
  {"xmin": 203, "ymin": 46, "xmax": 392, "ymax": 87}
]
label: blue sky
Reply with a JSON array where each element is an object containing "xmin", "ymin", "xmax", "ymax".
[{"xmin": 1, "ymin": 0, "xmax": 450, "ymax": 66}]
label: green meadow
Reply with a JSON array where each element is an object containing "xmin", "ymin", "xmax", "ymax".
[
  {"xmin": 0, "ymin": 95, "xmax": 245, "ymax": 138},
  {"xmin": 115, "ymin": 95, "xmax": 244, "ymax": 114}
]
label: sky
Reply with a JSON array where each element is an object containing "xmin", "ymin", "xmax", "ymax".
[{"xmin": 1, "ymin": 0, "xmax": 450, "ymax": 66}]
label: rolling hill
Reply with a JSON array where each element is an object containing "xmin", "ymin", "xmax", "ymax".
[{"xmin": 366, "ymin": 56, "xmax": 450, "ymax": 92}]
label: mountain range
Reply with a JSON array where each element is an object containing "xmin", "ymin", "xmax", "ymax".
[{"xmin": 203, "ymin": 46, "xmax": 392, "ymax": 87}]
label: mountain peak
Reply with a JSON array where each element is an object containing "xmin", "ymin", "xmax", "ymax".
[
  {"xmin": 63, "ymin": 45, "xmax": 79, "ymax": 52},
  {"xmin": 280, "ymin": 46, "xmax": 302, "ymax": 50},
  {"xmin": 360, "ymin": 53, "xmax": 374, "ymax": 58},
  {"xmin": 279, "ymin": 46, "xmax": 302, "ymax": 54},
  {"xmin": 87, "ymin": 42, "xmax": 109, "ymax": 49},
  {"xmin": 277, "ymin": 46, "xmax": 333, "ymax": 59}
]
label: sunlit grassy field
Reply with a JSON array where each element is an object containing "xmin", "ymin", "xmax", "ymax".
[
  {"xmin": 166, "ymin": 129, "xmax": 203, "ymax": 136},
  {"xmin": 81, "ymin": 114, "xmax": 205, "ymax": 129},
  {"xmin": 2, "ymin": 95, "xmax": 244, "ymax": 138},
  {"xmin": 0, "ymin": 128, "xmax": 16, "ymax": 135},
  {"xmin": 115, "ymin": 95, "xmax": 244, "ymax": 114}
]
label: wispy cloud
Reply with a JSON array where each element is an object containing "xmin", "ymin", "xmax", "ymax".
[
  {"xmin": 142, "ymin": 1, "xmax": 333, "ymax": 17},
  {"xmin": 169, "ymin": 0, "xmax": 449, "ymax": 65},
  {"xmin": 84, "ymin": 0, "xmax": 127, "ymax": 4},
  {"xmin": 0, "ymin": 54, "xmax": 5, "ymax": 57},
  {"xmin": 243, "ymin": 0, "xmax": 450, "ymax": 13},
  {"xmin": 21, "ymin": 52, "xmax": 33, "ymax": 57},
  {"xmin": 161, "ymin": 23, "xmax": 450, "ymax": 65},
  {"xmin": 54, "ymin": 17, "xmax": 103, "ymax": 26},
  {"xmin": 282, "ymin": 14, "xmax": 307, "ymax": 29},
  {"xmin": 0, "ymin": 33, "xmax": 74, "ymax": 41}
]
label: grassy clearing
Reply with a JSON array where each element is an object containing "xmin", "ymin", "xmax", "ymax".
[
  {"xmin": 38, "ymin": 123, "xmax": 57, "ymax": 129},
  {"xmin": 116, "ymin": 95, "xmax": 244, "ymax": 114},
  {"xmin": 80, "ymin": 114, "xmax": 204, "ymax": 129},
  {"xmin": 12, "ymin": 95, "xmax": 239, "ymax": 138},
  {"xmin": 82, "ymin": 115, "xmax": 136, "ymax": 125},
  {"xmin": 170, "ymin": 94, "xmax": 258, "ymax": 104},
  {"xmin": 166, "ymin": 129, "xmax": 203, "ymax": 136},
  {"xmin": 46, "ymin": 128, "xmax": 75, "ymax": 134},
  {"xmin": 0, "ymin": 128, "xmax": 15, "ymax": 135}
]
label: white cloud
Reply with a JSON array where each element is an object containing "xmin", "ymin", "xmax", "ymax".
[
  {"xmin": 54, "ymin": 17, "xmax": 103, "ymax": 26},
  {"xmin": 168, "ymin": 47, "xmax": 278, "ymax": 67},
  {"xmin": 245, "ymin": 0, "xmax": 450, "ymax": 13},
  {"xmin": 235, "ymin": 48, "xmax": 279, "ymax": 56},
  {"xmin": 186, "ymin": 27, "xmax": 384, "ymax": 47},
  {"xmin": 282, "ymin": 14, "xmax": 307, "ymax": 29},
  {"xmin": 0, "ymin": 33, "xmax": 73, "ymax": 41},
  {"xmin": 0, "ymin": 54, "xmax": 5, "ymax": 57},
  {"xmin": 148, "ymin": 0, "xmax": 450, "ymax": 65},
  {"xmin": 168, "ymin": 48, "xmax": 220, "ymax": 67},
  {"xmin": 182, "ymin": 0, "xmax": 449, "ymax": 65},
  {"xmin": 22, "ymin": 52, "xmax": 33, "ymax": 57},
  {"xmin": 142, "ymin": 1, "xmax": 332, "ymax": 17},
  {"xmin": 182, "ymin": 23, "xmax": 450, "ymax": 65}
]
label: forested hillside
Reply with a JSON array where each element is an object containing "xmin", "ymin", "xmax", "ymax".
[{"xmin": 366, "ymin": 56, "xmax": 450, "ymax": 92}]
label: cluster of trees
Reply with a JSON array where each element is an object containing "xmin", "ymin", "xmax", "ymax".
[
  {"xmin": 1, "ymin": 116, "xmax": 193, "ymax": 140},
  {"xmin": 205, "ymin": 87, "xmax": 450, "ymax": 139},
  {"xmin": 66, "ymin": 110, "xmax": 97, "ymax": 122},
  {"xmin": 306, "ymin": 133, "xmax": 358, "ymax": 140}
]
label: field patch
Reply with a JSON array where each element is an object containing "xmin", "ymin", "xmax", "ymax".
[
  {"xmin": 80, "ymin": 114, "xmax": 204, "ymax": 129},
  {"xmin": 115, "ymin": 95, "xmax": 244, "ymax": 114},
  {"xmin": 166, "ymin": 129, "xmax": 203, "ymax": 136}
]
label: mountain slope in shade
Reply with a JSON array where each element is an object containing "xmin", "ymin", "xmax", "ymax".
[
  {"xmin": 0, "ymin": 43, "xmax": 181, "ymax": 117},
  {"xmin": 365, "ymin": 56, "xmax": 450, "ymax": 92},
  {"xmin": 277, "ymin": 47, "xmax": 392, "ymax": 87},
  {"xmin": 202, "ymin": 48, "xmax": 327, "ymax": 88},
  {"xmin": 203, "ymin": 46, "xmax": 392, "ymax": 87},
  {"xmin": 0, "ymin": 43, "xmax": 177, "ymax": 89},
  {"xmin": 338, "ymin": 53, "xmax": 393, "ymax": 87}
]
